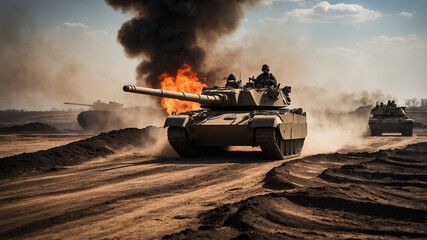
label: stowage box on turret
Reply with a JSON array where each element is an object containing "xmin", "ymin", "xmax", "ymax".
[
  {"xmin": 369, "ymin": 101, "xmax": 414, "ymax": 136},
  {"xmin": 123, "ymin": 77, "xmax": 307, "ymax": 159}
]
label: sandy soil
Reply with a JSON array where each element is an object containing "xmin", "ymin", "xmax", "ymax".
[
  {"xmin": 170, "ymin": 141, "xmax": 426, "ymax": 239},
  {"xmin": 0, "ymin": 129, "xmax": 425, "ymax": 239},
  {"xmin": 0, "ymin": 134, "xmax": 93, "ymax": 158}
]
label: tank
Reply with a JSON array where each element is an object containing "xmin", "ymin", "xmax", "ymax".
[
  {"xmin": 64, "ymin": 101, "xmax": 158, "ymax": 131},
  {"xmin": 64, "ymin": 100, "xmax": 124, "ymax": 131},
  {"xmin": 122, "ymin": 77, "xmax": 307, "ymax": 159},
  {"xmin": 369, "ymin": 101, "xmax": 414, "ymax": 136}
]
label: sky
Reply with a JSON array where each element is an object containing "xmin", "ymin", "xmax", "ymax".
[{"xmin": 0, "ymin": 0, "xmax": 426, "ymax": 110}]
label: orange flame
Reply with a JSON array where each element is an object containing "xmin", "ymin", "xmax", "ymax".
[{"xmin": 159, "ymin": 63, "xmax": 207, "ymax": 115}]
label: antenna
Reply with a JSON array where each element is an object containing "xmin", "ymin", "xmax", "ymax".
[
  {"xmin": 217, "ymin": 73, "xmax": 219, "ymax": 86},
  {"xmin": 239, "ymin": 60, "xmax": 242, "ymax": 81}
]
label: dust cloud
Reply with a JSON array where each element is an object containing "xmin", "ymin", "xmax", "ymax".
[
  {"xmin": 194, "ymin": 35, "xmax": 304, "ymax": 86},
  {"xmin": 0, "ymin": 5, "xmax": 92, "ymax": 110},
  {"xmin": 0, "ymin": 3, "xmax": 165, "ymax": 131},
  {"xmin": 135, "ymin": 127, "xmax": 178, "ymax": 158},
  {"xmin": 293, "ymin": 87, "xmax": 393, "ymax": 154},
  {"xmin": 87, "ymin": 105, "xmax": 169, "ymax": 136},
  {"xmin": 302, "ymin": 112, "xmax": 367, "ymax": 154}
]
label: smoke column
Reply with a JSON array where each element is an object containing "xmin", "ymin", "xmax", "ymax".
[{"xmin": 105, "ymin": 0, "xmax": 257, "ymax": 87}]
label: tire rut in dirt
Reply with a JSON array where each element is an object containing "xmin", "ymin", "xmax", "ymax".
[
  {"xmin": 0, "ymin": 165, "xmax": 196, "ymax": 205},
  {"xmin": 0, "ymin": 164, "xmax": 245, "ymax": 239},
  {"xmin": 164, "ymin": 142, "xmax": 427, "ymax": 239}
]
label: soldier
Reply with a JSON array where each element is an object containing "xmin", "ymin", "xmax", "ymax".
[
  {"xmin": 255, "ymin": 64, "xmax": 277, "ymax": 87},
  {"xmin": 387, "ymin": 100, "xmax": 392, "ymax": 107},
  {"xmin": 227, "ymin": 73, "xmax": 236, "ymax": 80},
  {"xmin": 225, "ymin": 74, "xmax": 240, "ymax": 88},
  {"xmin": 391, "ymin": 100, "xmax": 397, "ymax": 107}
]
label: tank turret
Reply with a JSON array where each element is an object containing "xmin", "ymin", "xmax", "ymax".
[
  {"xmin": 122, "ymin": 81, "xmax": 306, "ymax": 159},
  {"xmin": 123, "ymin": 84, "xmax": 291, "ymax": 109},
  {"xmin": 64, "ymin": 100, "xmax": 123, "ymax": 111}
]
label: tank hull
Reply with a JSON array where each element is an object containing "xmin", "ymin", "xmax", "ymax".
[
  {"xmin": 165, "ymin": 110, "xmax": 307, "ymax": 159},
  {"xmin": 77, "ymin": 110, "xmax": 115, "ymax": 131},
  {"xmin": 369, "ymin": 118, "xmax": 414, "ymax": 136},
  {"xmin": 77, "ymin": 107, "xmax": 161, "ymax": 132}
]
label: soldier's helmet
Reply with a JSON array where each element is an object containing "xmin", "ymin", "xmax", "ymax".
[
  {"xmin": 262, "ymin": 64, "xmax": 269, "ymax": 71},
  {"xmin": 227, "ymin": 74, "xmax": 236, "ymax": 80}
]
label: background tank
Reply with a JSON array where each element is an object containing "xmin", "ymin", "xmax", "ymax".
[
  {"xmin": 64, "ymin": 100, "xmax": 158, "ymax": 131},
  {"xmin": 369, "ymin": 101, "xmax": 414, "ymax": 136},
  {"xmin": 64, "ymin": 100, "xmax": 124, "ymax": 131},
  {"xmin": 123, "ymin": 77, "xmax": 307, "ymax": 159}
]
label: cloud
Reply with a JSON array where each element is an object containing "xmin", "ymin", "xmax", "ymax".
[
  {"xmin": 267, "ymin": 1, "xmax": 383, "ymax": 23},
  {"xmin": 370, "ymin": 35, "xmax": 408, "ymax": 43},
  {"xmin": 359, "ymin": 34, "xmax": 427, "ymax": 56},
  {"xmin": 398, "ymin": 11, "xmax": 415, "ymax": 18},
  {"xmin": 84, "ymin": 30, "xmax": 109, "ymax": 38},
  {"xmin": 316, "ymin": 34, "xmax": 426, "ymax": 60},
  {"xmin": 316, "ymin": 47, "xmax": 363, "ymax": 58},
  {"xmin": 60, "ymin": 22, "xmax": 88, "ymax": 29},
  {"xmin": 58, "ymin": 22, "xmax": 108, "ymax": 41},
  {"xmin": 367, "ymin": 34, "xmax": 422, "ymax": 46},
  {"xmin": 260, "ymin": 0, "xmax": 303, "ymax": 6}
]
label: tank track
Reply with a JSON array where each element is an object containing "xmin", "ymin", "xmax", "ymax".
[
  {"xmin": 255, "ymin": 127, "xmax": 304, "ymax": 159},
  {"xmin": 168, "ymin": 127, "xmax": 304, "ymax": 159},
  {"xmin": 167, "ymin": 127, "xmax": 198, "ymax": 158},
  {"xmin": 402, "ymin": 124, "xmax": 413, "ymax": 136}
]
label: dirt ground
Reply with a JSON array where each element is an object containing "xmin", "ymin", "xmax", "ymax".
[
  {"xmin": 0, "ymin": 134, "xmax": 93, "ymax": 159},
  {"xmin": 0, "ymin": 128, "xmax": 426, "ymax": 239},
  {"xmin": 169, "ymin": 140, "xmax": 426, "ymax": 239}
]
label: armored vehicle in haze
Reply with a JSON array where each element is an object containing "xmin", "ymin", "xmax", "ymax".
[
  {"xmin": 123, "ymin": 77, "xmax": 307, "ymax": 159},
  {"xmin": 369, "ymin": 101, "xmax": 414, "ymax": 136},
  {"xmin": 64, "ymin": 100, "xmax": 124, "ymax": 131}
]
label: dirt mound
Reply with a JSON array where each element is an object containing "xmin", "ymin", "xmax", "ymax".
[
  {"xmin": 0, "ymin": 126, "xmax": 161, "ymax": 179},
  {"xmin": 0, "ymin": 122, "xmax": 61, "ymax": 133},
  {"xmin": 165, "ymin": 142, "xmax": 427, "ymax": 239}
]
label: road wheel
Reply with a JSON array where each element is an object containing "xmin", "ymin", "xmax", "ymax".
[
  {"xmin": 167, "ymin": 127, "xmax": 198, "ymax": 158},
  {"xmin": 402, "ymin": 126, "xmax": 413, "ymax": 136}
]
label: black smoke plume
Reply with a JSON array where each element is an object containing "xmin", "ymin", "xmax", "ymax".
[{"xmin": 106, "ymin": 0, "xmax": 257, "ymax": 87}]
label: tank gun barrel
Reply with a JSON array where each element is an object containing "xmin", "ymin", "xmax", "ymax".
[
  {"xmin": 123, "ymin": 85, "xmax": 224, "ymax": 105},
  {"xmin": 64, "ymin": 102, "xmax": 93, "ymax": 107}
]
